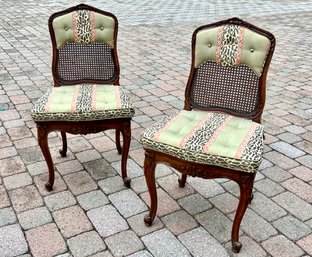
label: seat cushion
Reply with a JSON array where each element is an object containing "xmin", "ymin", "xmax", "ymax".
[
  {"xmin": 31, "ymin": 84, "xmax": 134, "ymax": 121},
  {"xmin": 141, "ymin": 110, "xmax": 264, "ymax": 173}
]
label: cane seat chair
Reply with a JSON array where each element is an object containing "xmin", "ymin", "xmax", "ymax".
[
  {"xmin": 31, "ymin": 4, "xmax": 134, "ymax": 191},
  {"xmin": 140, "ymin": 17, "xmax": 275, "ymax": 253}
]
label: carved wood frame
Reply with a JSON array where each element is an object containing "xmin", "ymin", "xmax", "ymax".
[
  {"xmin": 35, "ymin": 4, "xmax": 132, "ymax": 191},
  {"xmin": 143, "ymin": 149, "xmax": 255, "ymax": 253},
  {"xmin": 142, "ymin": 17, "xmax": 275, "ymax": 253},
  {"xmin": 37, "ymin": 119, "xmax": 131, "ymax": 191},
  {"xmin": 184, "ymin": 17, "xmax": 276, "ymax": 123}
]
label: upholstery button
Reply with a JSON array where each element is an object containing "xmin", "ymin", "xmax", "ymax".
[
  {"xmin": 65, "ymin": 27, "xmax": 68, "ymax": 31},
  {"xmin": 250, "ymin": 48, "xmax": 254, "ymax": 53},
  {"xmin": 100, "ymin": 26, "xmax": 104, "ymax": 30},
  {"xmin": 208, "ymin": 43, "xmax": 212, "ymax": 48}
]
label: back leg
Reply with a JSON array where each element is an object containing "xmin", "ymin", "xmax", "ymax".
[
  {"xmin": 178, "ymin": 174, "xmax": 187, "ymax": 188},
  {"xmin": 115, "ymin": 129, "xmax": 122, "ymax": 154},
  {"xmin": 59, "ymin": 131, "xmax": 67, "ymax": 157}
]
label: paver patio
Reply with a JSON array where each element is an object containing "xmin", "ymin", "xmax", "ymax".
[{"xmin": 0, "ymin": 0, "xmax": 312, "ymax": 256}]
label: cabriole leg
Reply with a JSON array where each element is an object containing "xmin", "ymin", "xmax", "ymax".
[
  {"xmin": 115, "ymin": 129, "xmax": 122, "ymax": 154},
  {"xmin": 231, "ymin": 174, "xmax": 255, "ymax": 253},
  {"xmin": 59, "ymin": 131, "xmax": 67, "ymax": 157},
  {"xmin": 120, "ymin": 123, "xmax": 131, "ymax": 187},
  {"xmin": 143, "ymin": 152, "xmax": 157, "ymax": 226},
  {"xmin": 37, "ymin": 124, "xmax": 54, "ymax": 191}
]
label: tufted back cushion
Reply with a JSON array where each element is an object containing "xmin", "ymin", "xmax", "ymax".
[
  {"xmin": 194, "ymin": 24, "xmax": 271, "ymax": 77},
  {"xmin": 52, "ymin": 10, "xmax": 115, "ymax": 49}
]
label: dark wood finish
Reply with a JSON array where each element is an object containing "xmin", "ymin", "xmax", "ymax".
[
  {"xmin": 48, "ymin": 4, "xmax": 120, "ymax": 87},
  {"xmin": 184, "ymin": 17, "xmax": 275, "ymax": 123},
  {"xmin": 143, "ymin": 17, "xmax": 275, "ymax": 253},
  {"xmin": 35, "ymin": 4, "xmax": 132, "ymax": 190}
]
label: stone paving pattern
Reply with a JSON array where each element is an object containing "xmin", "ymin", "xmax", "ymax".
[{"xmin": 0, "ymin": 0, "xmax": 312, "ymax": 256}]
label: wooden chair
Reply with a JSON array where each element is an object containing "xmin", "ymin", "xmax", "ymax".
[
  {"xmin": 140, "ymin": 17, "xmax": 275, "ymax": 253},
  {"xmin": 31, "ymin": 4, "xmax": 134, "ymax": 191}
]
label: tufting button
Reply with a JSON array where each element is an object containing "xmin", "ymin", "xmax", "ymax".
[
  {"xmin": 208, "ymin": 43, "xmax": 212, "ymax": 48},
  {"xmin": 65, "ymin": 27, "xmax": 68, "ymax": 31},
  {"xmin": 250, "ymin": 48, "xmax": 254, "ymax": 53},
  {"xmin": 100, "ymin": 26, "xmax": 104, "ymax": 30}
]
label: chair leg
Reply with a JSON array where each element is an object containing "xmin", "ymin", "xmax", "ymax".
[
  {"xmin": 231, "ymin": 175, "xmax": 255, "ymax": 253},
  {"xmin": 143, "ymin": 152, "xmax": 157, "ymax": 226},
  {"xmin": 249, "ymin": 193, "xmax": 254, "ymax": 204},
  {"xmin": 115, "ymin": 129, "xmax": 122, "ymax": 154},
  {"xmin": 37, "ymin": 125, "xmax": 54, "ymax": 191},
  {"xmin": 178, "ymin": 174, "xmax": 187, "ymax": 188},
  {"xmin": 59, "ymin": 131, "xmax": 67, "ymax": 157},
  {"xmin": 120, "ymin": 124, "xmax": 131, "ymax": 187}
]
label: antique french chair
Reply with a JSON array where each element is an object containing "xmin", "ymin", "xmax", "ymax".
[
  {"xmin": 140, "ymin": 17, "xmax": 275, "ymax": 252},
  {"xmin": 31, "ymin": 4, "xmax": 134, "ymax": 191}
]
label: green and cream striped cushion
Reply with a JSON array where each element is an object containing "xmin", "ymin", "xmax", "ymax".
[
  {"xmin": 141, "ymin": 110, "xmax": 264, "ymax": 173},
  {"xmin": 31, "ymin": 84, "xmax": 134, "ymax": 121}
]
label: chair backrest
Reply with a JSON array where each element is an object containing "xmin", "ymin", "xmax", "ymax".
[
  {"xmin": 184, "ymin": 17, "xmax": 275, "ymax": 122},
  {"xmin": 49, "ymin": 4, "xmax": 120, "ymax": 86}
]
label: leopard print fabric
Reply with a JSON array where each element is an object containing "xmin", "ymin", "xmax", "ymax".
[
  {"xmin": 184, "ymin": 114, "xmax": 227, "ymax": 151},
  {"xmin": 73, "ymin": 10, "xmax": 95, "ymax": 45},
  {"xmin": 141, "ymin": 138, "xmax": 261, "ymax": 172},
  {"xmin": 33, "ymin": 88, "xmax": 52, "ymax": 113},
  {"xmin": 240, "ymin": 125, "xmax": 264, "ymax": 161},
  {"xmin": 75, "ymin": 84, "xmax": 93, "ymax": 112},
  {"xmin": 141, "ymin": 112, "xmax": 263, "ymax": 173},
  {"xmin": 31, "ymin": 85, "xmax": 134, "ymax": 122},
  {"xmin": 31, "ymin": 108, "xmax": 134, "ymax": 122},
  {"xmin": 216, "ymin": 25, "xmax": 243, "ymax": 66}
]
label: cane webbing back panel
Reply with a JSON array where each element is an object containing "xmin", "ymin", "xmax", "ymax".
[
  {"xmin": 189, "ymin": 61, "xmax": 260, "ymax": 115},
  {"xmin": 56, "ymin": 42, "xmax": 115, "ymax": 83}
]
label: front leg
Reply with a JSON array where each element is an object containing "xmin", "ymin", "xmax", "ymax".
[
  {"xmin": 120, "ymin": 122, "xmax": 131, "ymax": 187},
  {"xmin": 143, "ymin": 151, "xmax": 158, "ymax": 226},
  {"xmin": 37, "ymin": 124, "xmax": 54, "ymax": 191},
  {"xmin": 231, "ymin": 174, "xmax": 255, "ymax": 253}
]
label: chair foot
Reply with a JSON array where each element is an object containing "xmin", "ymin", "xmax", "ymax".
[
  {"xmin": 232, "ymin": 240, "xmax": 242, "ymax": 253},
  {"xmin": 59, "ymin": 149, "xmax": 67, "ymax": 157},
  {"xmin": 178, "ymin": 178, "xmax": 185, "ymax": 188},
  {"xmin": 123, "ymin": 177, "xmax": 131, "ymax": 187},
  {"xmin": 178, "ymin": 174, "xmax": 187, "ymax": 188},
  {"xmin": 45, "ymin": 181, "xmax": 54, "ymax": 191},
  {"xmin": 144, "ymin": 215, "xmax": 153, "ymax": 227}
]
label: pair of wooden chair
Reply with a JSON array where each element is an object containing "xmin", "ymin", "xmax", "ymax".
[{"xmin": 31, "ymin": 4, "xmax": 275, "ymax": 253}]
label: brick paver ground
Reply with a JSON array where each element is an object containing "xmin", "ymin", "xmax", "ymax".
[{"xmin": 0, "ymin": 0, "xmax": 312, "ymax": 256}]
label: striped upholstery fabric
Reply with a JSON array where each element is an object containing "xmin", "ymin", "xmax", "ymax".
[
  {"xmin": 141, "ymin": 110, "xmax": 264, "ymax": 173},
  {"xmin": 52, "ymin": 9, "xmax": 115, "ymax": 49},
  {"xmin": 72, "ymin": 10, "xmax": 96, "ymax": 45},
  {"xmin": 31, "ymin": 84, "xmax": 134, "ymax": 121},
  {"xmin": 195, "ymin": 24, "xmax": 271, "ymax": 76}
]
